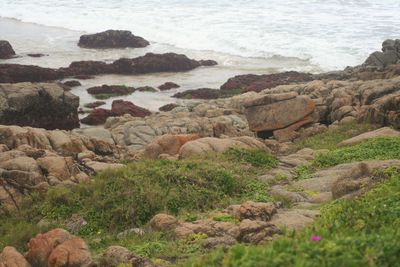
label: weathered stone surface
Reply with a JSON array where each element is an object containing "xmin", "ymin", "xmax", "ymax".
[
  {"xmin": 173, "ymin": 88, "xmax": 223, "ymax": 99},
  {"xmin": 0, "ymin": 40, "xmax": 16, "ymax": 59},
  {"xmin": 363, "ymin": 39, "xmax": 400, "ymax": 68},
  {"xmin": 179, "ymin": 136, "xmax": 268, "ymax": 158},
  {"xmin": 150, "ymin": 214, "xmax": 180, "ymax": 231},
  {"xmin": 78, "ymin": 30, "xmax": 149, "ymax": 49},
  {"xmin": 0, "ymin": 64, "xmax": 62, "ymax": 83},
  {"xmin": 47, "ymin": 237, "xmax": 93, "ymax": 267},
  {"xmin": 159, "ymin": 103, "xmax": 180, "ymax": 112},
  {"xmin": 0, "ymin": 83, "xmax": 79, "ymax": 130},
  {"xmin": 269, "ymin": 209, "xmax": 319, "ymax": 230},
  {"xmin": 238, "ymin": 220, "xmax": 280, "ymax": 244},
  {"xmin": 62, "ymin": 80, "xmax": 81, "ymax": 88},
  {"xmin": 339, "ymin": 127, "xmax": 400, "ymax": 146},
  {"xmin": 0, "ymin": 246, "xmax": 31, "ymax": 267},
  {"xmin": 232, "ymin": 201, "xmax": 277, "ymax": 221},
  {"xmin": 100, "ymin": 246, "xmax": 156, "ymax": 267},
  {"xmin": 143, "ymin": 134, "xmax": 199, "ymax": 159},
  {"xmin": 244, "ymin": 95, "xmax": 315, "ymax": 132},
  {"xmin": 273, "ymin": 115, "xmax": 314, "ymax": 142}
]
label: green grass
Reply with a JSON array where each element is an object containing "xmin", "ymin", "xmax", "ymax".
[
  {"xmin": 293, "ymin": 122, "xmax": 377, "ymax": 151},
  {"xmin": 185, "ymin": 167, "xmax": 400, "ymax": 267},
  {"xmin": 0, "ymin": 149, "xmax": 276, "ymax": 254},
  {"xmin": 314, "ymin": 137, "xmax": 400, "ymax": 168}
]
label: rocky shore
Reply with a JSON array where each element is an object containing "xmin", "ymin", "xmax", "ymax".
[{"xmin": 1, "ymin": 34, "xmax": 400, "ymax": 266}]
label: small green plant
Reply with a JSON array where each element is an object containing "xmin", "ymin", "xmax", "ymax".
[
  {"xmin": 224, "ymin": 148, "xmax": 278, "ymax": 168},
  {"xmin": 212, "ymin": 215, "xmax": 238, "ymax": 223},
  {"xmin": 293, "ymin": 165, "xmax": 314, "ymax": 180}
]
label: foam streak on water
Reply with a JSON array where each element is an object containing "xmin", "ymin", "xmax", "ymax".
[{"xmin": 0, "ymin": 0, "xmax": 399, "ymax": 70}]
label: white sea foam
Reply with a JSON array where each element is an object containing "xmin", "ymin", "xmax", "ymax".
[{"xmin": 0, "ymin": 0, "xmax": 399, "ymax": 71}]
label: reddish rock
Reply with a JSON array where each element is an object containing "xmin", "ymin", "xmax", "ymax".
[
  {"xmin": 26, "ymin": 229, "xmax": 73, "ymax": 266},
  {"xmin": 0, "ymin": 246, "xmax": 31, "ymax": 267},
  {"xmin": 173, "ymin": 88, "xmax": 222, "ymax": 99},
  {"xmin": 81, "ymin": 100, "xmax": 151, "ymax": 125},
  {"xmin": 111, "ymin": 100, "xmax": 151, "ymax": 117},
  {"xmin": 87, "ymin": 85, "xmax": 135, "ymax": 97},
  {"xmin": 150, "ymin": 214, "xmax": 179, "ymax": 231},
  {"xmin": 221, "ymin": 72, "xmax": 313, "ymax": 92},
  {"xmin": 84, "ymin": 101, "xmax": 106, "ymax": 109},
  {"xmin": 158, "ymin": 82, "xmax": 180, "ymax": 91},
  {"xmin": 159, "ymin": 103, "xmax": 180, "ymax": 112},
  {"xmin": 47, "ymin": 237, "xmax": 93, "ymax": 267},
  {"xmin": 143, "ymin": 134, "xmax": 200, "ymax": 159},
  {"xmin": 80, "ymin": 108, "xmax": 113, "ymax": 125},
  {"xmin": 244, "ymin": 95, "xmax": 315, "ymax": 132},
  {"xmin": 0, "ymin": 40, "xmax": 16, "ymax": 59},
  {"xmin": 63, "ymin": 80, "xmax": 81, "ymax": 88},
  {"xmin": 273, "ymin": 115, "xmax": 315, "ymax": 142},
  {"xmin": 78, "ymin": 30, "xmax": 149, "ymax": 49}
]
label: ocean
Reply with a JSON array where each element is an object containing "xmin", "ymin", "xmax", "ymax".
[{"xmin": 0, "ymin": 0, "xmax": 399, "ymax": 112}]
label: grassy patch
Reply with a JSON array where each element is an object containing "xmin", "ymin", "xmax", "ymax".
[
  {"xmin": 0, "ymin": 149, "xmax": 276, "ymax": 255},
  {"xmin": 186, "ymin": 167, "xmax": 400, "ymax": 267},
  {"xmin": 293, "ymin": 122, "xmax": 377, "ymax": 151},
  {"xmin": 314, "ymin": 137, "xmax": 400, "ymax": 168}
]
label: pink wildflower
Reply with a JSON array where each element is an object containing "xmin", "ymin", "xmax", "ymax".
[{"xmin": 310, "ymin": 235, "xmax": 322, "ymax": 242}]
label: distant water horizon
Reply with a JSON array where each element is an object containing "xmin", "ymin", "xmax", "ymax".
[{"xmin": 0, "ymin": 0, "xmax": 399, "ymax": 71}]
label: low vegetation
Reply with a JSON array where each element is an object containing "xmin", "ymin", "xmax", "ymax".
[
  {"xmin": 0, "ymin": 148, "xmax": 276, "ymax": 256},
  {"xmin": 187, "ymin": 167, "xmax": 400, "ymax": 267}
]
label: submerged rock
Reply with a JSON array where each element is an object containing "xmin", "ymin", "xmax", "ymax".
[
  {"xmin": 0, "ymin": 40, "xmax": 16, "ymax": 59},
  {"xmin": 0, "ymin": 83, "xmax": 80, "ymax": 130},
  {"xmin": 87, "ymin": 85, "xmax": 136, "ymax": 98},
  {"xmin": 158, "ymin": 82, "xmax": 180, "ymax": 91},
  {"xmin": 78, "ymin": 30, "xmax": 149, "ymax": 49},
  {"xmin": 62, "ymin": 80, "xmax": 81, "ymax": 88},
  {"xmin": 173, "ymin": 88, "xmax": 223, "ymax": 99}
]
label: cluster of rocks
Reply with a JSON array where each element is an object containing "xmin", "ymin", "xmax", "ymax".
[
  {"xmin": 363, "ymin": 39, "xmax": 400, "ymax": 68},
  {"xmin": 0, "ymin": 229, "xmax": 156, "ymax": 267},
  {"xmin": 0, "ymin": 52, "xmax": 217, "ymax": 83},
  {"xmin": 0, "ymin": 124, "xmax": 125, "ymax": 213},
  {"xmin": 81, "ymin": 100, "xmax": 152, "ymax": 125},
  {"xmin": 149, "ymin": 199, "xmax": 318, "ymax": 248}
]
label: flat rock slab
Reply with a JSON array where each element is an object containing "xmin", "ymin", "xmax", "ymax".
[
  {"xmin": 269, "ymin": 209, "xmax": 319, "ymax": 230},
  {"xmin": 245, "ymin": 95, "xmax": 315, "ymax": 132}
]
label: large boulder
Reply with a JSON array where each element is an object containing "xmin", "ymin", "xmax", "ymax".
[
  {"xmin": 221, "ymin": 72, "xmax": 313, "ymax": 93},
  {"xmin": 26, "ymin": 229, "xmax": 93, "ymax": 267},
  {"xmin": 363, "ymin": 39, "xmax": 400, "ymax": 68},
  {"xmin": 244, "ymin": 93, "xmax": 315, "ymax": 133},
  {"xmin": 150, "ymin": 214, "xmax": 180, "ymax": 231},
  {"xmin": 78, "ymin": 30, "xmax": 149, "ymax": 49},
  {"xmin": 0, "ymin": 246, "xmax": 31, "ymax": 267},
  {"xmin": 0, "ymin": 83, "xmax": 79, "ymax": 130},
  {"xmin": 0, "ymin": 40, "xmax": 16, "ymax": 59},
  {"xmin": 339, "ymin": 127, "xmax": 400, "ymax": 146}
]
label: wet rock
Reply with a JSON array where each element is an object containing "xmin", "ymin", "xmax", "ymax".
[
  {"xmin": 150, "ymin": 214, "xmax": 179, "ymax": 231},
  {"xmin": 221, "ymin": 72, "xmax": 313, "ymax": 93},
  {"xmin": 111, "ymin": 100, "xmax": 151, "ymax": 117},
  {"xmin": 62, "ymin": 80, "xmax": 81, "ymax": 88},
  {"xmin": 137, "ymin": 86, "xmax": 157, "ymax": 92},
  {"xmin": 159, "ymin": 103, "xmax": 180, "ymax": 112},
  {"xmin": 0, "ymin": 40, "xmax": 16, "ymax": 59},
  {"xmin": 84, "ymin": 101, "xmax": 106, "ymax": 109},
  {"xmin": 0, "ymin": 64, "xmax": 62, "ymax": 83},
  {"xmin": 27, "ymin": 53, "xmax": 46, "ymax": 58},
  {"xmin": 0, "ymin": 83, "xmax": 79, "ymax": 130},
  {"xmin": 173, "ymin": 88, "xmax": 223, "ymax": 99},
  {"xmin": 199, "ymin": 59, "xmax": 218, "ymax": 66},
  {"xmin": 87, "ymin": 85, "xmax": 136, "ymax": 98},
  {"xmin": 0, "ymin": 246, "xmax": 31, "ymax": 267},
  {"xmin": 63, "ymin": 60, "xmax": 112, "ymax": 76},
  {"xmin": 157, "ymin": 82, "xmax": 180, "ymax": 91},
  {"xmin": 78, "ymin": 30, "xmax": 149, "ymax": 49}
]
